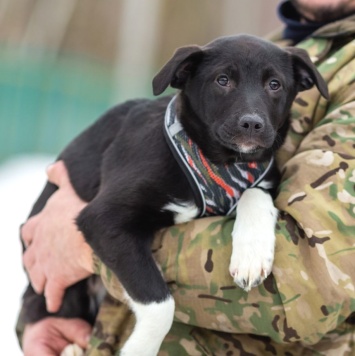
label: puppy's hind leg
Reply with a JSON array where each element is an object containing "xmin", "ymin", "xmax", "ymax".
[
  {"xmin": 77, "ymin": 203, "xmax": 174, "ymax": 356},
  {"xmin": 103, "ymin": 253, "xmax": 174, "ymax": 356},
  {"xmin": 111, "ymin": 250, "xmax": 174, "ymax": 356},
  {"xmin": 121, "ymin": 295, "xmax": 175, "ymax": 356}
]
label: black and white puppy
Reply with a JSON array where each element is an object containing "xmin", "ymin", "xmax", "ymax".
[{"xmin": 22, "ymin": 34, "xmax": 328, "ymax": 355}]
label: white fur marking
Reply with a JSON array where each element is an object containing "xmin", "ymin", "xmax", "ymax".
[
  {"xmin": 60, "ymin": 344, "xmax": 84, "ymax": 356},
  {"xmin": 229, "ymin": 188, "xmax": 277, "ymax": 291},
  {"xmin": 162, "ymin": 201, "xmax": 199, "ymax": 224},
  {"xmin": 121, "ymin": 295, "xmax": 175, "ymax": 356}
]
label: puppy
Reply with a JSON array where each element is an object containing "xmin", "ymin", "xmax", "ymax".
[{"xmin": 22, "ymin": 34, "xmax": 328, "ymax": 355}]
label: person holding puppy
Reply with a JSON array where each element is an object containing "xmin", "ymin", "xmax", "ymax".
[{"xmin": 18, "ymin": 0, "xmax": 355, "ymax": 355}]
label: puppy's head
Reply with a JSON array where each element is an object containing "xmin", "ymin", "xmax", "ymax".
[{"xmin": 153, "ymin": 35, "xmax": 329, "ymax": 162}]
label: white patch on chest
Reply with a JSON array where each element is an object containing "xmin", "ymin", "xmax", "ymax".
[{"xmin": 162, "ymin": 201, "xmax": 199, "ymax": 224}]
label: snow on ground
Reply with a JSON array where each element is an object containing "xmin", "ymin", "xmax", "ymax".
[{"xmin": 0, "ymin": 155, "xmax": 54, "ymax": 355}]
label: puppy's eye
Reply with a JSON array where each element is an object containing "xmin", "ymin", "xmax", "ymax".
[
  {"xmin": 269, "ymin": 80, "xmax": 281, "ymax": 91},
  {"xmin": 216, "ymin": 75, "xmax": 230, "ymax": 87}
]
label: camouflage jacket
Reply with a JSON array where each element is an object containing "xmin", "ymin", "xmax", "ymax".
[{"xmin": 17, "ymin": 14, "xmax": 355, "ymax": 356}]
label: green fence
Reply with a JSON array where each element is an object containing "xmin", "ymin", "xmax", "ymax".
[{"xmin": 0, "ymin": 45, "xmax": 115, "ymax": 162}]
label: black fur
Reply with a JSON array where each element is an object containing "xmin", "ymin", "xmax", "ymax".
[{"xmin": 22, "ymin": 34, "xmax": 328, "ymax": 324}]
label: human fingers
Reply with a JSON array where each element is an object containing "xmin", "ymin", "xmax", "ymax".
[
  {"xmin": 23, "ymin": 249, "xmax": 46, "ymax": 294},
  {"xmin": 56, "ymin": 318, "xmax": 92, "ymax": 349},
  {"xmin": 46, "ymin": 160, "xmax": 70, "ymax": 188},
  {"xmin": 22, "ymin": 317, "xmax": 91, "ymax": 356},
  {"xmin": 23, "ymin": 319, "xmax": 65, "ymax": 356},
  {"xmin": 27, "ymin": 260, "xmax": 47, "ymax": 294},
  {"xmin": 23, "ymin": 342, "xmax": 58, "ymax": 356},
  {"xmin": 22, "ymin": 245, "xmax": 35, "ymax": 271},
  {"xmin": 44, "ymin": 278, "xmax": 66, "ymax": 313},
  {"xmin": 21, "ymin": 214, "xmax": 41, "ymax": 248}
]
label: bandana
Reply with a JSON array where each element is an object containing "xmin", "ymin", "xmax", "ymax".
[{"xmin": 164, "ymin": 96, "xmax": 273, "ymax": 217}]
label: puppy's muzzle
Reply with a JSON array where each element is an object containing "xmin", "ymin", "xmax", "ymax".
[{"xmin": 230, "ymin": 114, "xmax": 276, "ymax": 154}]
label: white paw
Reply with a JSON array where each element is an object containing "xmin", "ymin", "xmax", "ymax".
[
  {"xmin": 229, "ymin": 237, "xmax": 274, "ymax": 291},
  {"xmin": 60, "ymin": 344, "xmax": 84, "ymax": 356},
  {"xmin": 229, "ymin": 188, "xmax": 277, "ymax": 291}
]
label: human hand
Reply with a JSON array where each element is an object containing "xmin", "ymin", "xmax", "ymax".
[
  {"xmin": 22, "ymin": 317, "xmax": 92, "ymax": 356},
  {"xmin": 22, "ymin": 161, "xmax": 94, "ymax": 312}
]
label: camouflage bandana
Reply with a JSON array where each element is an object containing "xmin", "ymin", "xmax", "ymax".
[{"xmin": 164, "ymin": 95, "xmax": 274, "ymax": 216}]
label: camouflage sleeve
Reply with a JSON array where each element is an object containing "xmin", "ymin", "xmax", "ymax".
[{"xmin": 272, "ymin": 76, "xmax": 355, "ymax": 347}]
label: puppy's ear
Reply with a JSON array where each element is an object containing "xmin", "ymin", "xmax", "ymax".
[
  {"xmin": 152, "ymin": 45, "xmax": 203, "ymax": 95},
  {"xmin": 286, "ymin": 47, "xmax": 329, "ymax": 100}
]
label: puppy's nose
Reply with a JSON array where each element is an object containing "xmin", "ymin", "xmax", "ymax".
[{"xmin": 239, "ymin": 115, "xmax": 264, "ymax": 134}]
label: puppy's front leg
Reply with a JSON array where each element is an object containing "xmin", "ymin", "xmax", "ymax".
[{"xmin": 229, "ymin": 187, "xmax": 278, "ymax": 291}]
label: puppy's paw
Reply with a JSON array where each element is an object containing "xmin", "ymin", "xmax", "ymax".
[
  {"xmin": 229, "ymin": 241, "xmax": 274, "ymax": 291},
  {"xmin": 60, "ymin": 344, "xmax": 84, "ymax": 356},
  {"xmin": 229, "ymin": 188, "xmax": 277, "ymax": 291}
]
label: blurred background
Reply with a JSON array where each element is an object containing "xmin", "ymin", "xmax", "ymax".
[{"xmin": 0, "ymin": 0, "xmax": 281, "ymax": 354}]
